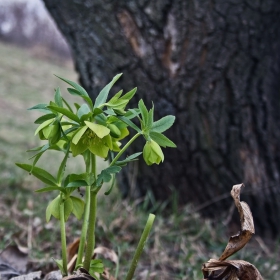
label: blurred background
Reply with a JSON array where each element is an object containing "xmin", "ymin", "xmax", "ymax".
[{"xmin": 0, "ymin": 1, "xmax": 279, "ymax": 279}]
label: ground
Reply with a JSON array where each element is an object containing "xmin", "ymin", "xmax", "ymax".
[{"xmin": 0, "ymin": 42, "xmax": 278, "ymax": 279}]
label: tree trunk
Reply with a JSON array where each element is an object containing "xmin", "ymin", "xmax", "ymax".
[{"xmin": 43, "ymin": 0, "xmax": 280, "ymax": 236}]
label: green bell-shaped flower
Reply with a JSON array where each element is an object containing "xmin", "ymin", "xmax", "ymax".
[
  {"xmin": 71, "ymin": 121, "xmax": 111, "ymax": 158},
  {"xmin": 143, "ymin": 140, "xmax": 164, "ymax": 165}
]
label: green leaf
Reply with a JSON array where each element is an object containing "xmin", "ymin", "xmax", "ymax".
[
  {"xmin": 146, "ymin": 106, "xmax": 154, "ymax": 130},
  {"xmin": 104, "ymin": 174, "xmax": 116, "ymax": 195},
  {"xmin": 106, "ymin": 99, "xmax": 128, "ymax": 109},
  {"xmin": 54, "ymin": 87, "xmax": 63, "ymax": 107},
  {"xmin": 16, "ymin": 163, "xmax": 58, "ymax": 186},
  {"xmin": 65, "ymin": 180, "xmax": 87, "ymax": 188},
  {"xmin": 92, "ymin": 107, "xmax": 103, "ymax": 117},
  {"xmin": 55, "ymin": 75, "xmax": 89, "ymax": 97},
  {"xmin": 77, "ymin": 104, "xmax": 91, "ymax": 119},
  {"xmin": 72, "ymin": 126, "xmax": 88, "ymax": 145},
  {"xmin": 36, "ymin": 185, "xmax": 66, "ymax": 193},
  {"xmin": 151, "ymin": 115, "xmax": 175, "ymax": 133},
  {"xmin": 64, "ymin": 197, "xmax": 73, "ymax": 221},
  {"xmin": 94, "ymin": 73, "xmax": 122, "ymax": 108},
  {"xmin": 115, "ymin": 152, "xmax": 142, "ymax": 166},
  {"xmin": 67, "ymin": 88, "xmax": 93, "ymax": 110},
  {"xmin": 70, "ymin": 196, "xmax": 85, "ymax": 219},
  {"xmin": 150, "ymin": 131, "xmax": 176, "ymax": 147},
  {"xmin": 57, "ymin": 145, "xmax": 70, "ymax": 184},
  {"xmin": 89, "ymin": 259, "xmax": 104, "ymax": 275},
  {"xmin": 46, "ymin": 195, "xmax": 60, "ymax": 221},
  {"xmin": 62, "ymin": 97, "xmax": 74, "ymax": 113},
  {"xmin": 117, "ymin": 116, "xmax": 141, "ymax": 133},
  {"xmin": 34, "ymin": 114, "xmax": 56, "ymax": 124},
  {"xmin": 96, "ymin": 166, "xmax": 121, "ymax": 186},
  {"xmin": 53, "ymin": 259, "xmax": 65, "ymax": 275},
  {"xmin": 48, "ymin": 105, "xmax": 80, "ymax": 123},
  {"xmin": 107, "ymin": 89, "xmax": 123, "ymax": 104},
  {"xmin": 34, "ymin": 118, "xmax": 54, "ymax": 135},
  {"xmin": 64, "ymin": 173, "xmax": 94, "ymax": 187},
  {"xmin": 28, "ymin": 143, "xmax": 50, "ymax": 157},
  {"xmin": 28, "ymin": 103, "xmax": 50, "ymax": 113},
  {"xmin": 121, "ymin": 87, "xmax": 137, "ymax": 101},
  {"xmin": 138, "ymin": 99, "xmax": 149, "ymax": 127}
]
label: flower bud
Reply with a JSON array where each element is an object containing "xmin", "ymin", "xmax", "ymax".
[
  {"xmin": 108, "ymin": 123, "xmax": 121, "ymax": 138},
  {"xmin": 143, "ymin": 140, "xmax": 164, "ymax": 165}
]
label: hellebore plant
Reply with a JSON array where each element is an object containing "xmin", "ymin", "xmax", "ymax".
[{"xmin": 16, "ymin": 73, "xmax": 176, "ymax": 279}]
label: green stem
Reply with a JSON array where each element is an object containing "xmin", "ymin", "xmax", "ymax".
[
  {"xmin": 83, "ymin": 192, "xmax": 97, "ymax": 270},
  {"xmin": 125, "ymin": 214, "xmax": 155, "ymax": 280},
  {"xmin": 75, "ymin": 153, "xmax": 92, "ymax": 269},
  {"xmin": 83, "ymin": 153, "xmax": 97, "ymax": 270},
  {"xmin": 110, "ymin": 132, "xmax": 141, "ymax": 166},
  {"xmin": 59, "ymin": 201, "xmax": 68, "ymax": 276}
]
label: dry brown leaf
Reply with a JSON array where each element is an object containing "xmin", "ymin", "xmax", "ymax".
[
  {"xmin": 101, "ymin": 268, "xmax": 117, "ymax": 280},
  {"xmin": 219, "ymin": 184, "xmax": 255, "ymax": 261},
  {"xmin": 67, "ymin": 239, "xmax": 81, "ymax": 262},
  {"xmin": 93, "ymin": 247, "xmax": 118, "ymax": 264},
  {"xmin": 202, "ymin": 183, "xmax": 263, "ymax": 280},
  {"xmin": 66, "ymin": 239, "xmax": 118, "ymax": 276},
  {"xmin": 202, "ymin": 259, "xmax": 263, "ymax": 280}
]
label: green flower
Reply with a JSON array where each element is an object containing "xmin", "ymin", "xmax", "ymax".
[
  {"xmin": 143, "ymin": 140, "xmax": 164, "ymax": 165},
  {"xmin": 71, "ymin": 121, "xmax": 111, "ymax": 158}
]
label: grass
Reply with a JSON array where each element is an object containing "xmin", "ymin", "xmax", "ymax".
[{"xmin": 0, "ymin": 42, "xmax": 279, "ymax": 279}]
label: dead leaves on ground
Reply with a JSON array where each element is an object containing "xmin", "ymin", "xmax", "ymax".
[
  {"xmin": 202, "ymin": 183, "xmax": 263, "ymax": 280},
  {"xmin": 67, "ymin": 239, "xmax": 118, "ymax": 280}
]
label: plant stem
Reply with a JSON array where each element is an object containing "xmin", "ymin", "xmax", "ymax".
[
  {"xmin": 60, "ymin": 201, "xmax": 68, "ymax": 276},
  {"xmin": 83, "ymin": 153, "xmax": 97, "ymax": 270},
  {"xmin": 75, "ymin": 153, "xmax": 92, "ymax": 269},
  {"xmin": 83, "ymin": 192, "xmax": 97, "ymax": 270},
  {"xmin": 110, "ymin": 132, "xmax": 141, "ymax": 166},
  {"xmin": 125, "ymin": 214, "xmax": 155, "ymax": 280}
]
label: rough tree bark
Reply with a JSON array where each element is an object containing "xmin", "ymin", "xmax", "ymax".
[{"xmin": 43, "ymin": 0, "xmax": 280, "ymax": 236}]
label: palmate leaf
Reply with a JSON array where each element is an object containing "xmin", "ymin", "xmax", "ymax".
[
  {"xmin": 151, "ymin": 115, "xmax": 175, "ymax": 133},
  {"xmin": 96, "ymin": 166, "xmax": 121, "ymax": 186},
  {"xmin": 150, "ymin": 131, "xmax": 176, "ymax": 148},
  {"xmin": 15, "ymin": 163, "xmax": 58, "ymax": 186},
  {"xmin": 94, "ymin": 73, "xmax": 122, "ymax": 108}
]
